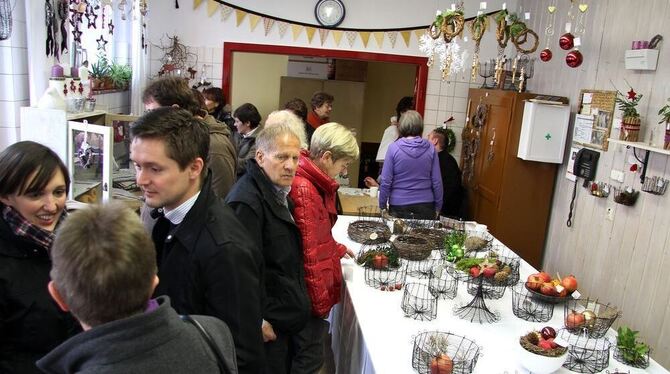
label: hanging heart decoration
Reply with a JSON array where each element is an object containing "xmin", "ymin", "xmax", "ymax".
[
  {"xmin": 579, "ymin": 4, "xmax": 589, "ymax": 12},
  {"xmin": 565, "ymin": 49, "xmax": 583, "ymax": 68},
  {"xmin": 559, "ymin": 33, "xmax": 574, "ymax": 50},
  {"xmin": 547, "ymin": 6, "xmax": 557, "ymax": 13}
]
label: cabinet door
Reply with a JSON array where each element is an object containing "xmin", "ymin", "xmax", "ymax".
[
  {"xmin": 278, "ymin": 76, "xmax": 324, "ymax": 112},
  {"xmin": 470, "ymin": 91, "xmax": 513, "ymax": 233}
]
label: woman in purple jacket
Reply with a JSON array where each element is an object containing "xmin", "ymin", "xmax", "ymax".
[{"xmin": 378, "ymin": 110, "xmax": 443, "ymax": 220}]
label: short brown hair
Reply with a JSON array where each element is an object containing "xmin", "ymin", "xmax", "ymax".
[
  {"xmin": 130, "ymin": 107, "xmax": 210, "ymax": 172},
  {"xmin": 0, "ymin": 141, "xmax": 70, "ymax": 197},
  {"xmin": 310, "ymin": 91, "xmax": 334, "ymax": 110},
  {"xmin": 142, "ymin": 76, "xmax": 201, "ymax": 115},
  {"xmin": 50, "ymin": 203, "xmax": 157, "ymax": 327},
  {"xmin": 284, "ymin": 98, "xmax": 308, "ymax": 121}
]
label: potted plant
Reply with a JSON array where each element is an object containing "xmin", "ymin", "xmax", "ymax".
[
  {"xmin": 658, "ymin": 98, "xmax": 670, "ymax": 150},
  {"xmin": 89, "ymin": 54, "xmax": 109, "ymax": 91},
  {"xmin": 108, "ymin": 62, "xmax": 132, "ymax": 90},
  {"xmin": 614, "ymin": 326, "xmax": 650, "ymax": 369},
  {"xmin": 615, "ymin": 86, "xmax": 643, "ymax": 142}
]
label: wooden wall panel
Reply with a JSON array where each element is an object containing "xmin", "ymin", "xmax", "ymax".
[{"xmin": 519, "ymin": 0, "xmax": 670, "ymax": 368}]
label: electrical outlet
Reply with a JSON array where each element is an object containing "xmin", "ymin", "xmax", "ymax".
[
  {"xmin": 606, "ymin": 207, "xmax": 615, "ymax": 221},
  {"xmin": 610, "ymin": 169, "xmax": 624, "ymax": 183}
]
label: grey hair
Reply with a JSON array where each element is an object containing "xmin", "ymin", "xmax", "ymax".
[
  {"xmin": 265, "ymin": 110, "xmax": 308, "ymax": 149},
  {"xmin": 255, "ymin": 124, "xmax": 300, "ymax": 154},
  {"xmin": 398, "ymin": 110, "xmax": 424, "ymax": 137},
  {"xmin": 310, "ymin": 122, "xmax": 359, "ymax": 161}
]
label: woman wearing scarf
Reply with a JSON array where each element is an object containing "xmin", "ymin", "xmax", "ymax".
[{"xmin": 0, "ymin": 141, "xmax": 80, "ymax": 373}]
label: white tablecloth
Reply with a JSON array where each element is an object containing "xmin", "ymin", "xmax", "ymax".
[{"xmin": 329, "ymin": 215, "xmax": 668, "ymax": 374}]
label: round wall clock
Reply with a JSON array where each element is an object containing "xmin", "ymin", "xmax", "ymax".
[{"xmin": 315, "ymin": 0, "xmax": 345, "ymax": 27}]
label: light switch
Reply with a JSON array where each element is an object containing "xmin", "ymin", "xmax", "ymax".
[{"xmin": 610, "ymin": 169, "xmax": 624, "ymax": 183}]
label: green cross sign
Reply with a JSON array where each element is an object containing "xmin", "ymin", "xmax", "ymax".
[{"xmin": 545, "ymin": 133, "xmax": 552, "ymax": 140}]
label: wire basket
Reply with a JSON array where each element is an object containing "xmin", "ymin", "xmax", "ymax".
[
  {"xmin": 429, "ymin": 264, "xmax": 458, "ymax": 300},
  {"xmin": 613, "ymin": 345, "xmax": 650, "ymax": 369},
  {"xmin": 393, "ymin": 234, "xmax": 432, "ymax": 261},
  {"xmin": 348, "ymin": 220, "xmax": 391, "ymax": 244},
  {"xmin": 511, "ymin": 283, "xmax": 554, "ymax": 322},
  {"xmin": 564, "ymin": 298, "xmax": 620, "ymax": 338},
  {"xmin": 411, "ymin": 331, "xmax": 481, "ymax": 374},
  {"xmin": 642, "ymin": 176, "xmax": 669, "ymax": 195},
  {"xmin": 613, "ymin": 187, "xmax": 639, "ymax": 206},
  {"xmin": 560, "ymin": 331, "xmax": 612, "ymax": 373},
  {"xmin": 406, "ymin": 251, "xmax": 442, "ymax": 278},
  {"xmin": 364, "ymin": 262, "xmax": 407, "ymax": 291},
  {"xmin": 402, "ymin": 283, "xmax": 438, "ymax": 321}
]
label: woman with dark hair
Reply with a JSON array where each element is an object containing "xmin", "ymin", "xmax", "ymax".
[
  {"xmin": 233, "ymin": 102, "xmax": 262, "ymax": 177},
  {"xmin": 379, "ymin": 111, "xmax": 443, "ymax": 220},
  {"xmin": 284, "ymin": 97, "xmax": 314, "ymax": 144},
  {"xmin": 0, "ymin": 141, "xmax": 80, "ymax": 373},
  {"xmin": 202, "ymin": 87, "xmax": 236, "ymax": 134}
]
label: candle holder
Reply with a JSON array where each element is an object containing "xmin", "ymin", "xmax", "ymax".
[{"xmin": 401, "ymin": 283, "xmax": 438, "ymax": 321}]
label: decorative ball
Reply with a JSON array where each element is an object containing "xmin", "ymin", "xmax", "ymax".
[
  {"xmin": 540, "ymin": 49, "xmax": 553, "ymax": 62},
  {"xmin": 566, "ymin": 50, "xmax": 583, "ymax": 68},
  {"xmin": 559, "ymin": 33, "xmax": 574, "ymax": 50}
]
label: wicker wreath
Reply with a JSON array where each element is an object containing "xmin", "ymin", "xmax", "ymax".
[
  {"xmin": 512, "ymin": 27, "xmax": 539, "ymax": 54},
  {"xmin": 393, "ymin": 234, "xmax": 432, "ymax": 261},
  {"xmin": 495, "ymin": 16, "xmax": 509, "ymax": 48},
  {"xmin": 348, "ymin": 220, "xmax": 391, "ymax": 244},
  {"xmin": 469, "ymin": 15, "xmax": 489, "ymax": 43},
  {"xmin": 429, "ymin": 11, "xmax": 465, "ymax": 43}
]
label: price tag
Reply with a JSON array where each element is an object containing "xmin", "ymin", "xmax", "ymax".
[
  {"xmin": 524, "ymin": 12, "xmax": 531, "ymax": 20},
  {"xmin": 658, "ymin": 179, "xmax": 666, "ymax": 188},
  {"xmin": 477, "ymin": 10, "xmax": 483, "ymax": 16},
  {"xmin": 555, "ymin": 284, "xmax": 565, "ymax": 293},
  {"xmin": 480, "ymin": 2, "xmax": 487, "ymax": 10},
  {"xmin": 574, "ymin": 37, "xmax": 582, "ymax": 47},
  {"xmin": 572, "ymin": 290, "xmax": 581, "ymax": 299},
  {"xmin": 369, "ymin": 232, "xmax": 378, "ymax": 240},
  {"xmin": 434, "ymin": 264, "xmax": 444, "ymax": 278},
  {"xmin": 565, "ymin": 22, "xmax": 572, "ymax": 33},
  {"xmin": 502, "ymin": 2, "xmax": 507, "ymax": 10},
  {"xmin": 554, "ymin": 336, "xmax": 569, "ymax": 347},
  {"xmin": 451, "ymin": 3, "xmax": 456, "ymax": 11}
]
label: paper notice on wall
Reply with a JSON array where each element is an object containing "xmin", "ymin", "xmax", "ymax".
[
  {"xmin": 582, "ymin": 92, "xmax": 593, "ymax": 104},
  {"xmin": 573, "ymin": 114, "xmax": 595, "ymax": 144}
]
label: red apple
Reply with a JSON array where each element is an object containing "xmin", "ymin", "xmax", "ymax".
[
  {"xmin": 561, "ymin": 275, "xmax": 578, "ymax": 293},
  {"xmin": 566, "ymin": 311, "xmax": 585, "ymax": 328},
  {"xmin": 470, "ymin": 266, "xmax": 481, "ymax": 278},
  {"xmin": 482, "ymin": 267, "xmax": 497, "ymax": 278},
  {"xmin": 372, "ymin": 254, "xmax": 388, "ymax": 269},
  {"xmin": 538, "ymin": 339, "xmax": 553, "ymax": 351},
  {"xmin": 540, "ymin": 282, "xmax": 557, "ymax": 296},
  {"xmin": 430, "ymin": 354, "xmax": 454, "ymax": 374},
  {"xmin": 526, "ymin": 274, "xmax": 543, "ymax": 291},
  {"xmin": 540, "ymin": 326, "xmax": 556, "ymax": 340},
  {"xmin": 537, "ymin": 271, "xmax": 552, "ymax": 283}
]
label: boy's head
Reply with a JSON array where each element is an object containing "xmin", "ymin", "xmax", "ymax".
[{"xmin": 48, "ymin": 203, "xmax": 158, "ymax": 328}]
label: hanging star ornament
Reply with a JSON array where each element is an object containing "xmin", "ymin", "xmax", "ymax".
[
  {"xmin": 108, "ymin": 20, "xmax": 114, "ymax": 35},
  {"xmin": 72, "ymin": 26, "xmax": 83, "ymax": 43},
  {"xmin": 627, "ymin": 88, "xmax": 637, "ymax": 100},
  {"xmin": 96, "ymin": 35, "xmax": 108, "ymax": 51}
]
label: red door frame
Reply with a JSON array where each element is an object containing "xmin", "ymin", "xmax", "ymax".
[{"xmin": 222, "ymin": 42, "xmax": 429, "ymax": 115}]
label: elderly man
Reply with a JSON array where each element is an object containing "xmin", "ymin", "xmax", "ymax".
[
  {"xmin": 226, "ymin": 125, "xmax": 311, "ymax": 374},
  {"xmin": 130, "ymin": 107, "xmax": 264, "ymax": 374}
]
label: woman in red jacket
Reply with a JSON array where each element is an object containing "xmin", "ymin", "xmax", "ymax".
[{"xmin": 289, "ymin": 122, "xmax": 358, "ymax": 372}]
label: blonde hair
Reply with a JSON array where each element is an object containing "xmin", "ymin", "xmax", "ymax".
[
  {"xmin": 310, "ymin": 122, "xmax": 359, "ymax": 161},
  {"xmin": 265, "ymin": 110, "xmax": 308, "ymax": 149}
]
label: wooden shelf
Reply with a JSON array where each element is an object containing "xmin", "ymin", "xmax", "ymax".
[
  {"xmin": 607, "ymin": 138, "xmax": 670, "ymax": 156},
  {"xmin": 66, "ymin": 109, "xmax": 107, "ymax": 121}
]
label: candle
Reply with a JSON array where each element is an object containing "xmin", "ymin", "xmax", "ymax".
[{"xmin": 51, "ymin": 65, "xmax": 64, "ymax": 78}]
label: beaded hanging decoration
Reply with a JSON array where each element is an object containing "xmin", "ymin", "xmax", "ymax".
[
  {"xmin": 469, "ymin": 12, "xmax": 488, "ymax": 80},
  {"xmin": 493, "ymin": 9, "xmax": 509, "ymax": 87},
  {"xmin": 0, "ymin": 0, "xmax": 11, "ymax": 40},
  {"xmin": 57, "ymin": 0, "xmax": 68, "ymax": 54}
]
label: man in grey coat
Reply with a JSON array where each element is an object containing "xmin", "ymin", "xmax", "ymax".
[{"xmin": 37, "ymin": 203, "xmax": 238, "ymax": 374}]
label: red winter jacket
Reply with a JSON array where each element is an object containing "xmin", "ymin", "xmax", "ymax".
[{"xmin": 289, "ymin": 150, "xmax": 347, "ymax": 317}]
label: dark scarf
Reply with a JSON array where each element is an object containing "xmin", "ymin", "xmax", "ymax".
[{"xmin": 2, "ymin": 203, "xmax": 64, "ymax": 251}]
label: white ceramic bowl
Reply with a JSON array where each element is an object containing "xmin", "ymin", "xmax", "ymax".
[{"xmin": 517, "ymin": 344, "xmax": 568, "ymax": 374}]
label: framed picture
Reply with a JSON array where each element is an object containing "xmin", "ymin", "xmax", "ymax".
[
  {"xmin": 573, "ymin": 90, "xmax": 616, "ymax": 151},
  {"xmin": 67, "ymin": 121, "xmax": 113, "ymax": 203}
]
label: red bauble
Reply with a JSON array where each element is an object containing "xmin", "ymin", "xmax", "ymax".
[
  {"xmin": 566, "ymin": 50, "xmax": 583, "ymax": 68},
  {"xmin": 540, "ymin": 48, "xmax": 553, "ymax": 62},
  {"xmin": 559, "ymin": 33, "xmax": 574, "ymax": 50}
]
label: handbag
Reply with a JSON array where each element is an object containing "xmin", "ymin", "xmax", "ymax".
[{"xmin": 180, "ymin": 315, "xmax": 233, "ymax": 374}]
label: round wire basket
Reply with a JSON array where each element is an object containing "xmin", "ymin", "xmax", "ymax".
[
  {"xmin": 348, "ymin": 220, "xmax": 391, "ymax": 244},
  {"xmin": 511, "ymin": 283, "xmax": 554, "ymax": 322},
  {"xmin": 429, "ymin": 265, "xmax": 458, "ymax": 300},
  {"xmin": 402, "ymin": 283, "xmax": 438, "ymax": 321},
  {"xmin": 411, "ymin": 331, "xmax": 481, "ymax": 374},
  {"xmin": 564, "ymin": 298, "xmax": 620, "ymax": 338},
  {"xmin": 364, "ymin": 263, "xmax": 407, "ymax": 291}
]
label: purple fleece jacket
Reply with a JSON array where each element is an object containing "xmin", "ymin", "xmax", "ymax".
[{"xmin": 378, "ymin": 136, "xmax": 443, "ymax": 211}]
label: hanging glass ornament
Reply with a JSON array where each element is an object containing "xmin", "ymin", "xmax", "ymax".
[{"xmin": 540, "ymin": 2, "xmax": 557, "ymax": 62}]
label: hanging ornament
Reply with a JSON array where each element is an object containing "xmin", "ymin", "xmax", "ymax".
[
  {"xmin": 540, "ymin": 2, "xmax": 557, "ymax": 62},
  {"xmin": 63, "ymin": 82, "xmax": 68, "ymax": 96},
  {"xmin": 72, "ymin": 24, "xmax": 82, "ymax": 43},
  {"xmin": 139, "ymin": 0, "xmax": 148, "ymax": 16},
  {"xmin": 45, "ymin": 0, "xmax": 56, "ymax": 57},
  {"xmin": 559, "ymin": 33, "xmax": 574, "ymax": 50},
  {"xmin": 469, "ymin": 11, "xmax": 488, "ymax": 80},
  {"xmin": 108, "ymin": 19, "xmax": 114, "ymax": 34},
  {"xmin": 429, "ymin": 7, "xmax": 465, "ymax": 44},
  {"xmin": 508, "ymin": 12, "xmax": 538, "ymax": 92},
  {"xmin": 493, "ymin": 9, "xmax": 509, "ymax": 87},
  {"xmin": 118, "ymin": 0, "xmax": 127, "ymax": 20},
  {"xmin": 70, "ymin": 79, "xmax": 76, "ymax": 92},
  {"xmin": 565, "ymin": 49, "xmax": 583, "ymax": 68},
  {"xmin": 96, "ymin": 35, "xmax": 108, "ymax": 51},
  {"xmin": 0, "ymin": 0, "xmax": 12, "ymax": 41}
]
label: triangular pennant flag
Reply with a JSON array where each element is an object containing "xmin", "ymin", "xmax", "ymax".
[
  {"xmin": 318, "ymin": 29, "xmax": 329, "ymax": 46},
  {"xmin": 333, "ymin": 30, "xmax": 343, "ymax": 46},
  {"xmin": 235, "ymin": 10, "xmax": 246, "ymax": 27},
  {"xmin": 414, "ymin": 29, "xmax": 424, "ymax": 41},
  {"xmin": 206, "ymin": 0, "xmax": 218, "ymax": 17},
  {"xmin": 249, "ymin": 14, "xmax": 261, "ymax": 32},
  {"xmin": 277, "ymin": 21, "xmax": 289, "ymax": 38},
  {"xmin": 262, "ymin": 18, "xmax": 275, "ymax": 36},
  {"xmin": 373, "ymin": 32, "xmax": 384, "ymax": 48},
  {"xmin": 220, "ymin": 5, "xmax": 233, "ymax": 21},
  {"xmin": 345, "ymin": 31, "xmax": 357, "ymax": 47},
  {"xmin": 193, "ymin": 0, "xmax": 203, "ymax": 10},
  {"xmin": 305, "ymin": 27, "xmax": 316, "ymax": 43},
  {"xmin": 386, "ymin": 31, "xmax": 398, "ymax": 48},
  {"xmin": 292, "ymin": 24, "xmax": 303, "ymax": 41},
  {"xmin": 359, "ymin": 32, "xmax": 371, "ymax": 48},
  {"xmin": 400, "ymin": 31, "xmax": 411, "ymax": 47}
]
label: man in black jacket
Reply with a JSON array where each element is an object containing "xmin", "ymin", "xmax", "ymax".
[
  {"xmin": 428, "ymin": 127, "xmax": 464, "ymax": 218},
  {"xmin": 130, "ymin": 107, "xmax": 264, "ymax": 374},
  {"xmin": 226, "ymin": 125, "xmax": 311, "ymax": 374}
]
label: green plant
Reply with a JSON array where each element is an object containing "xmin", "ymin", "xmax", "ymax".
[
  {"xmin": 108, "ymin": 62, "xmax": 132, "ymax": 89},
  {"xmin": 615, "ymin": 87, "xmax": 643, "ymax": 118},
  {"xmin": 89, "ymin": 53, "xmax": 109, "ymax": 80},
  {"xmin": 658, "ymin": 99, "xmax": 670, "ymax": 124},
  {"xmin": 616, "ymin": 326, "xmax": 650, "ymax": 364}
]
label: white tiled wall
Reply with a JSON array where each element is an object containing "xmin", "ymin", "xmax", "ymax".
[{"xmin": 0, "ymin": 0, "xmax": 29, "ymax": 151}]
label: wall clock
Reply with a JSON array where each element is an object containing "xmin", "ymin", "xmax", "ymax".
[{"xmin": 315, "ymin": 0, "xmax": 345, "ymax": 27}]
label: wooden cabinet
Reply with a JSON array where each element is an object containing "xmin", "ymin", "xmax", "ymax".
[{"xmin": 461, "ymin": 89, "xmax": 567, "ymax": 268}]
